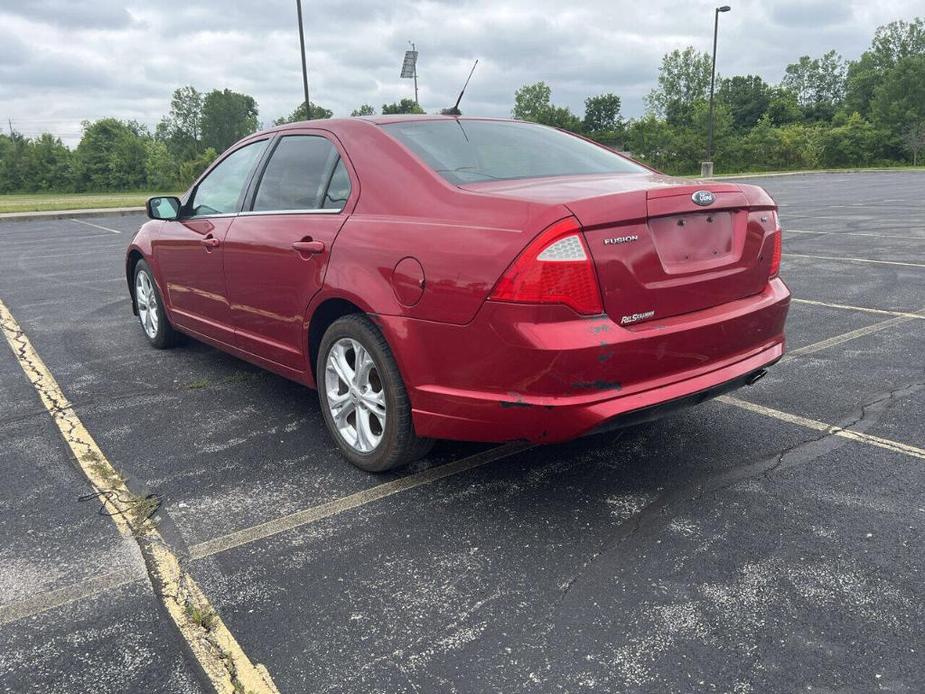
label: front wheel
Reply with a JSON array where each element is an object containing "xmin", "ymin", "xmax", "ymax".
[{"xmin": 317, "ymin": 314, "xmax": 434, "ymax": 471}]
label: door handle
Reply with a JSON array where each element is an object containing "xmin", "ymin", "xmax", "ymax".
[
  {"xmin": 201, "ymin": 236, "xmax": 220, "ymax": 249},
  {"xmin": 292, "ymin": 240, "xmax": 325, "ymax": 255}
]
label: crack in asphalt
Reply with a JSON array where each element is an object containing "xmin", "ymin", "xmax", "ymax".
[{"xmin": 542, "ymin": 374, "xmax": 925, "ymax": 620}]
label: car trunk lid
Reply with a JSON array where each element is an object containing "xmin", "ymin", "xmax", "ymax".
[
  {"xmin": 566, "ymin": 183, "xmax": 777, "ymax": 325},
  {"xmin": 460, "ymin": 175, "xmax": 779, "ymax": 325}
]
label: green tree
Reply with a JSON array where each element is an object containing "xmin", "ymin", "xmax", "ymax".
[
  {"xmin": 717, "ymin": 75, "xmax": 771, "ymax": 130},
  {"xmin": 200, "ymin": 89, "xmax": 260, "ymax": 153},
  {"xmin": 74, "ymin": 118, "xmax": 149, "ymax": 191},
  {"xmin": 157, "ymin": 85, "xmax": 203, "ymax": 160},
  {"xmin": 869, "ymin": 18, "xmax": 925, "ymax": 66},
  {"xmin": 0, "ymin": 132, "xmax": 32, "ymax": 192},
  {"xmin": 381, "ymin": 98, "xmax": 425, "ymax": 114},
  {"xmin": 646, "ymin": 47, "xmax": 711, "ymax": 125},
  {"xmin": 781, "ymin": 51, "xmax": 846, "ymax": 120},
  {"xmin": 513, "ymin": 82, "xmax": 552, "ymax": 122},
  {"xmin": 583, "ymin": 93, "xmax": 622, "ymax": 136},
  {"xmin": 351, "ymin": 104, "xmax": 376, "ymax": 117},
  {"xmin": 145, "ymin": 139, "xmax": 178, "ymax": 190},
  {"xmin": 845, "ymin": 19, "xmax": 925, "ymax": 116},
  {"xmin": 819, "ymin": 112, "xmax": 882, "ymax": 167},
  {"xmin": 765, "ymin": 87, "xmax": 803, "ymax": 125},
  {"xmin": 28, "ymin": 133, "xmax": 73, "ymax": 191},
  {"xmin": 178, "ymin": 147, "xmax": 218, "ymax": 188},
  {"xmin": 274, "ymin": 101, "xmax": 334, "ymax": 124},
  {"xmin": 870, "ymin": 54, "xmax": 925, "ymax": 135},
  {"xmin": 512, "ymin": 82, "xmax": 582, "ymax": 132}
]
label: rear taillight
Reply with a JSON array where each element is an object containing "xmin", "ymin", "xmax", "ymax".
[
  {"xmin": 490, "ymin": 216, "xmax": 603, "ymax": 315},
  {"xmin": 769, "ymin": 230, "xmax": 782, "ymax": 278}
]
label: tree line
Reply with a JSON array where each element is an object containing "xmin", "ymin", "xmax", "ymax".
[
  {"xmin": 0, "ymin": 88, "xmax": 424, "ymax": 194},
  {"xmin": 1, "ymin": 17, "xmax": 923, "ymax": 194},
  {"xmin": 515, "ymin": 18, "xmax": 925, "ymax": 174}
]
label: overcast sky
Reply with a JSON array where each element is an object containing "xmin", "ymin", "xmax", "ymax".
[{"xmin": 1, "ymin": 0, "xmax": 923, "ymax": 146}]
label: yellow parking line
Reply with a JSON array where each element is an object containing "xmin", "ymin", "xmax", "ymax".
[
  {"xmin": 718, "ymin": 396, "xmax": 925, "ymax": 460},
  {"xmin": 0, "ymin": 298, "xmax": 278, "ymax": 694},
  {"xmin": 785, "ymin": 252, "xmax": 925, "ymax": 268},
  {"xmin": 791, "ymin": 298, "xmax": 925, "ymax": 320},
  {"xmin": 189, "ymin": 441, "xmax": 534, "ymax": 560}
]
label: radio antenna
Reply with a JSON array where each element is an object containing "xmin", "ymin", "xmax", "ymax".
[{"xmin": 442, "ymin": 59, "xmax": 478, "ymax": 116}]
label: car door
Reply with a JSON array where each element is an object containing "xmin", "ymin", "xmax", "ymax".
[
  {"xmin": 152, "ymin": 139, "xmax": 268, "ymax": 344},
  {"xmin": 223, "ymin": 133, "xmax": 355, "ymax": 370}
]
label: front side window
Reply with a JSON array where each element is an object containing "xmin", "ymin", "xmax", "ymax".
[
  {"xmin": 188, "ymin": 140, "xmax": 267, "ymax": 217},
  {"xmin": 383, "ymin": 120, "xmax": 645, "ymax": 184},
  {"xmin": 253, "ymin": 135, "xmax": 342, "ymax": 212}
]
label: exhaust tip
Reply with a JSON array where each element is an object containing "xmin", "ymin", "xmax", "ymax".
[{"xmin": 746, "ymin": 369, "xmax": 768, "ymax": 386}]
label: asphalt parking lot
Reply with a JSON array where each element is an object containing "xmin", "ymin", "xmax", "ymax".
[{"xmin": 1, "ymin": 170, "xmax": 923, "ymax": 693}]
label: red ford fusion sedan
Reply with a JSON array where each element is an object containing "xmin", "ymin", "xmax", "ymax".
[{"xmin": 127, "ymin": 116, "xmax": 789, "ymax": 471}]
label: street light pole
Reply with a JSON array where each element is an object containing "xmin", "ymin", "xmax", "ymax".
[
  {"xmin": 296, "ymin": 0, "xmax": 311, "ymax": 119},
  {"xmin": 411, "ymin": 42, "xmax": 419, "ymax": 107},
  {"xmin": 704, "ymin": 5, "xmax": 731, "ymax": 177}
]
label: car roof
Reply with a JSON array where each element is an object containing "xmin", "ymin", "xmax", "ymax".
[{"xmin": 261, "ymin": 114, "xmax": 521, "ymax": 137}]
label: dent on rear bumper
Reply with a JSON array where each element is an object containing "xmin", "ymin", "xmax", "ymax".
[{"xmin": 378, "ymin": 278, "xmax": 790, "ymax": 443}]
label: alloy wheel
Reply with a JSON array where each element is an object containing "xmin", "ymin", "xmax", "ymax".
[
  {"xmin": 135, "ymin": 271, "xmax": 159, "ymax": 339},
  {"xmin": 324, "ymin": 337, "xmax": 386, "ymax": 453}
]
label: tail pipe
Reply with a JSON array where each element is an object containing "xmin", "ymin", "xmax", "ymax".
[{"xmin": 746, "ymin": 369, "xmax": 768, "ymax": 386}]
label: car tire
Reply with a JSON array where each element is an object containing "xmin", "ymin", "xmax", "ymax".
[
  {"xmin": 133, "ymin": 260, "xmax": 181, "ymax": 349},
  {"xmin": 317, "ymin": 314, "xmax": 434, "ymax": 471}
]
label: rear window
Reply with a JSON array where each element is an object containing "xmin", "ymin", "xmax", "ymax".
[{"xmin": 383, "ymin": 120, "xmax": 644, "ymax": 184}]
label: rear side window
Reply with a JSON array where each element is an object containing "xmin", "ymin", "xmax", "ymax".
[
  {"xmin": 383, "ymin": 120, "xmax": 645, "ymax": 184},
  {"xmin": 253, "ymin": 135, "xmax": 342, "ymax": 211},
  {"xmin": 322, "ymin": 159, "xmax": 351, "ymax": 210},
  {"xmin": 189, "ymin": 140, "xmax": 267, "ymax": 216}
]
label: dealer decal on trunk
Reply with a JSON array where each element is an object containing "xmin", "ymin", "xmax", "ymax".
[{"xmin": 620, "ymin": 310, "xmax": 655, "ymax": 325}]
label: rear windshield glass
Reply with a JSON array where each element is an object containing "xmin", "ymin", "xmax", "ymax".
[{"xmin": 383, "ymin": 119, "xmax": 645, "ymax": 184}]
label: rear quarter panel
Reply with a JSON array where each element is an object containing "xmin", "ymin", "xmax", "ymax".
[{"xmin": 321, "ymin": 120, "xmax": 570, "ymax": 324}]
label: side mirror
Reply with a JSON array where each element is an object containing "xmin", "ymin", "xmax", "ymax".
[{"xmin": 146, "ymin": 196, "xmax": 181, "ymax": 221}]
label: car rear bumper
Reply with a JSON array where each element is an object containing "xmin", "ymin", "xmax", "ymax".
[{"xmin": 378, "ymin": 278, "xmax": 790, "ymax": 443}]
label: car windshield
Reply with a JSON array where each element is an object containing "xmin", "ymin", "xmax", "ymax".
[{"xmin": 383, "ymin": 119, "xmax": 645, "ymax": 184}]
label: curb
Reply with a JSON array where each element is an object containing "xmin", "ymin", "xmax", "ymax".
[{"xmin": 0, "ymin": 207, "xmax": 144, "ymax": 223}]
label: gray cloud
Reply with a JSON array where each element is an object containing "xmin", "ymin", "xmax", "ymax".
[{"xmin": 0, "ymin": 0, "xmax": 921, "ymax": 146}]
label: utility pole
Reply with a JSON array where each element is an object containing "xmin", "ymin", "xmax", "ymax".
[
  {"xmin": 296, "ymin": 0, "xmax": 311, "ymax": 119},
  {"xmin": 411, "ymin": 42, "xmax": 419, "ymax": 107},
  {"xmin": 703, "ymin": 5, "xmax": 731, "ymax": 178}
]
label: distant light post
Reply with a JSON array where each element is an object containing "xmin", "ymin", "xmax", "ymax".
[
  {"xmin": 703, "ymin": 4, "xmax": 731, "ymax": 177},
  {"xmin": 401, "ymin": 42, "xmax": 419, "ymax": 107},
  {"xmin": 296, "ymin": 0, "xmax": 311, "ymax": 119}
]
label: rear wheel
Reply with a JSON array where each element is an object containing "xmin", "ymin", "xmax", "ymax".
[
  {"xmin": 133, "ymin": 260, "xmax": 180, "ymax": 349},
  {"xmin": 317, "ymin": 314, "xmax": 433, "ymax": 471}
]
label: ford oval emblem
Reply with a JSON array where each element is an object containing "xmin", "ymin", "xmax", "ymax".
[{"xmin": 692, "ymin": 190, "xmax": 715, "ymax": 206}]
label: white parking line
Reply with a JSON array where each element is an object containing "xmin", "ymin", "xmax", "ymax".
[
  {"xmin": 787, "ymin": 228, "xmax": 925, "ymax": 241},
  {"xmin": 718, "ymin": 396, "xmax": 925, "ymax": 461},
  {"xmin": 71, "ymin": 218, "xmax": 122, "ymax": 234},
  {"xmin": 791, "ymin": 298, "xmax": 925, "ymax": 320},
  {"xmin": 785, "ymin": 252, "xmax": 925, "ymax": 268}
]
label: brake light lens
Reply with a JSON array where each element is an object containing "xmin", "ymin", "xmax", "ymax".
[
  {"xmin": 769, "ymin": 230, "xmax": 782, "ymax": 278},
  {"xmin": 490, "ymin": 216, "xmax": 603, "ymax": 315}
]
